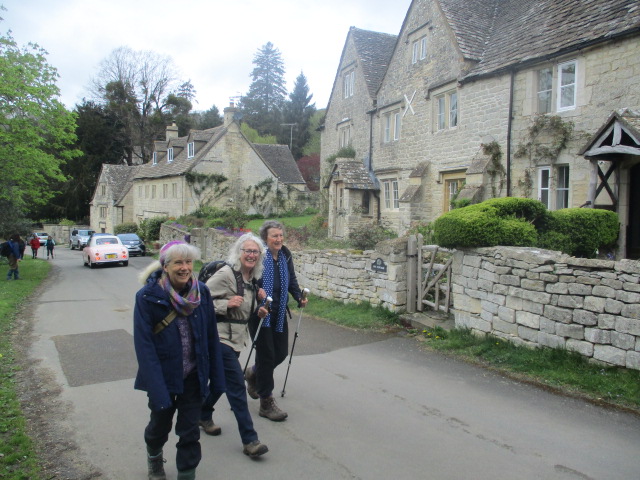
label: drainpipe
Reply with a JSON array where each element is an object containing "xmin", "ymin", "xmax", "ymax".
[
  {"xmin": 368, "ymin": 106, "xmax": 381, "ymax": 222},
  {"xmin": 506, "ymin": 70, "xmax": 515, "ymax": 197}
]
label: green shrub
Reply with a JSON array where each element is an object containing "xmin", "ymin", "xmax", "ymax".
[
  {"xmin": 539, "ymin": 208, "xmax": 619, "ymax": 258},
  {"xmin": 433, "ymin": 197, "xmax": 544, "ymax": 249},
  {"xmin": 139, "ymin": 216, "xmax": 167, "ymax": 242},
  {"xmin": 114, "ymin": 222, "xmax": 139, "ymax": 235},
  {"xmin": 59, "ymin": 218, "xmax": 75, "ymax": 226},
  {"xmin": 348, "ymin": 222, "xmax": 397, "ymax": 250}
]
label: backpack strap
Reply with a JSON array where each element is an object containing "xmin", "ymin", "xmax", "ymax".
[
  {"xmin": 153, "ymin": 310, "xmax": 178, "ymax": 334},
  {"xmin": 231, "ymin": 268, "xmax": 244, "ymax": 297}
]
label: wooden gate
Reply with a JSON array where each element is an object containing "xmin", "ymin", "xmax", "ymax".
[{"xmin": 406, "ymin": 235, "xmax": 453, "ymax": 313}]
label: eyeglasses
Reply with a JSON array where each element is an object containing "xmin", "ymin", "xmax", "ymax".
[{"xmin": 241, "ymin": 249, "xmax": 260, "ymax": 256}]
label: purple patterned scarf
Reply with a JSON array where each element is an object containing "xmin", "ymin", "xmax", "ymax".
[{"xmin": 159, "ymin": 273, "xmax": 201, "ymax": 316}]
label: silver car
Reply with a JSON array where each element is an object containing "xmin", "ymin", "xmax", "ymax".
[{"xmin": 116, "ymin": 233, "xmax": 146, "ymax": 257}]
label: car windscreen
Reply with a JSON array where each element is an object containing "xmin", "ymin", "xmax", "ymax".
[
  {"xmin": 118, "ymin": 234, "xmax": 139, "ymax": 241},
  {"xmin": 80, "ymin": 230, "xmax": 95, "ymax": 236},
  {"xmin": 96, "ymin": 238, "xmax": 119, "ymax": 245}
]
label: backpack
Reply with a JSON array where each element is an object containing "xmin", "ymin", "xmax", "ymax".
[
  {"xmin": 0, "ymin": 241, "xmax": 11, "ymax": 258},
  {"xmin": 198, "ymin": 261, "xmax": 246, "ymax": 296}
]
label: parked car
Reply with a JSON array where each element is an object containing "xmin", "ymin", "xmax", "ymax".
[
  {"xmin": 82, "ymin": 235, "xmax": 128, "ymax": 268},
  {"xmin": 117, "ymin": 233, "xmax": 146, "ymax": 256},
  {"xmin": 70, "ymin": 229, "xmax": 95, "ymax": 250},
  {"xmin": 35, "ymin": 232, "xmax": 49, "ymax": 244}
]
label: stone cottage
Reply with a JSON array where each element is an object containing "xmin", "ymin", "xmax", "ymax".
[
  {"xmin": 321, "ymin": 0, "xmax": 640, "ymax": 259},
  {"xmin": 90, "ymin": 105, "xmax": 308, "ymax": 231}
]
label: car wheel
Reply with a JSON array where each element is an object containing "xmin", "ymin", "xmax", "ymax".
[
  {"xmin": 70, "ymin": 241, "xmax": 74, "ymax": 250},
  {"xmin": 83, "ymin": 255, "xmax": 88, "ymax": 266},
  {"xmin": 122, "ymin": 261, "xmax": 129, "ymax": 267}
]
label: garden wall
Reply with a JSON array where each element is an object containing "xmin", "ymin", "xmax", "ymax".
[
  {"xmin": 452, "ymin": 247, "xmax": 640, "ymax": 371},
  {"xmin": 160, "ymin": 224, "xmax": 409, "ymax": 312}
]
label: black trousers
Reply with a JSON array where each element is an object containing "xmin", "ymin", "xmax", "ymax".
[
  {"xmin": 249, "ymin": 318, "xmax": 289, "ymax": 398},
  {"xmin": 144, "ymin": 370, "xmax": 202, "ymax": 472}
]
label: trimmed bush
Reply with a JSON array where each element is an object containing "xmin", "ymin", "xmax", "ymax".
[
  {"xmin": 114, "ymin": 222, "xmax": 139, "ymax": 235},
  {"xmin": 349, "ymin": 222, "xmax": 397, "ymax": 250},
  {"xmin": 433, "ymin": 198, "xmax": 542, "ymax": 248},
  {"xmin": 139, "ymin": 216, "xmax": 167, "ymax": 242},
  {"xmin": 538, "ymin": 208, "xmax": 619, "ymax": 258}
]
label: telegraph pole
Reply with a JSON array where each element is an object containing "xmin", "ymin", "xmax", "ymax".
[{"xmin": 281, "ymin": 123, "xmax": 296, "ymax": 151}]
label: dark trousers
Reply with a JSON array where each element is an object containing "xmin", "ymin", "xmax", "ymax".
[
  {"xmin": 249, "ymin": 319, "xmax": 289, "ymax": 398},
  {"xmin": 31, "ymin": 247, "xmax": 38, "ymax": 258},
  {"xmin": 201, "ymin": 343, "xmax": 258, "ymax": 444},
  {"xmin": 144, "ymin": 370, "xmax": 202, "ymax": 472},
  {"xmin": 47, "ymin": 247, "xmax": 54, "ymax": 258}
]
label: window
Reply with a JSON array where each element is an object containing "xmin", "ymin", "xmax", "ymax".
[
  {"xmin": 167, "ymin": 147, "xmax": 174, "ymax": 163},
  {"xmin": 138, "ymin": 186, "xmax": 142, "ymax": 197},
  {"xmin": 101, "ymin": 185, "xmax": 106, "ymax": 195},
  {"xmin": 145, "ymin": 185, "xmax": 149, "ymax": 198},
  {"xmin": 558, "ymin": 60, "xmax": 576, "ymax": 111},
  {"xmin": 383, "ymin": 110, "xmax": 401, "ymax": 143},
  {"xmin": 339, "ymin": 125, "xmax": 351, "ymax": 148},
  {"xmin": 538, "ymin": 167, "xmax": 551, "ymax": 208},
  {"xmin": 99, "ymin": 207, "xmax": 107, "ymax": 218},
  {"xmin": 172, "ymin": 183, "xmax": 177, "ymax": 198},
  {"xmin": 361, "ymin": 192, "xmax": 370, "ymax": 215},
  {"xmin": 152, "ymin": 185, "xmax": 156, "ymax": 199},
  {"xmin": 343, "ymin": 70, "xmax": 355, "ymax": 98},
  {"xmin": 187, "ymin": 142, "xmax": 195, "ymax": 158},
  {"xmin": 412, "ymin": 36, "xmax": 427, "ymax": 64},
  {"xmin": 556, "ymin": 166, "xmax": 569, "ymax": 209},
  {"xmin": 539, "ymin": 166, "xmax": 574, "ymax": 209},
  {"xmin": 537, "ymin": 67, "xmax": 553, "ymax": 114},
  {"xmin": 435, "ymin": 90, "xmax": 458, "ymax": 131},
  {"xmin": 383, "ymin": 179, "xmax": 399, "ymax": 209},
  {"xmin": 152, "ymin": 152, "xmax": 158, "ymax": 165},
  {"xmin": 163, "ymin": 184, "xmax": 168, "ymax": 199}
]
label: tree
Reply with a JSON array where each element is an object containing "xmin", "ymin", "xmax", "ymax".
[
  {"xmin": 192, "ymin": 105, "xmax": 223, "ymax": 130},
  {"xmin": 241, "ymin": 42, "xmax": 287, "ymax": 135},
  {"xmin": 0, "ymin": 27, "xmax": 79, "ymax": 228},
  {"xmin": 279, "ymin": 71, "xmax": 316, "ymax": 160},
  {"xmin": 297, "ymin": 154, "xmax": 320, "ymax": 191},
  {"xmin": 34, "ymin": 101, "xmax": 127, "ymax": 221},
  {"xmin": 90, "ymin": 46, "xmax": 189, "ymax": 164}
]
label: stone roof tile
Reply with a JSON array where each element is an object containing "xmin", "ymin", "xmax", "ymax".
[{"xmin": 350, "ymin": 27, "xmax": 398, "ymax": 98}]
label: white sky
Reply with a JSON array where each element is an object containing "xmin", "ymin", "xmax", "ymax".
[{"xmin": 2, "ymin": 0, "xmax": 411, "ymax": 112}]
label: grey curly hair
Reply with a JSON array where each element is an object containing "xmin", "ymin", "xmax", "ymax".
[{"xmin": 226, "ymin": 233, "xmax": 265, "ymax": 279}]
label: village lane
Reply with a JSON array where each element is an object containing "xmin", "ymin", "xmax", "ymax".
[{"xmin": 24, "ymin": 246, "xmax": 640, "ymax": 480}]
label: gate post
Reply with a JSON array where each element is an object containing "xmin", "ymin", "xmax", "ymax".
[{"xmin": 406, "ymin": 235, "xmax": 417, "ymax": 313}]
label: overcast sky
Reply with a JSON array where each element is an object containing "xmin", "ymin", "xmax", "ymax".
[{"xmin": 2, "ymin": 0, "xmax": 411, "ymax": 112}]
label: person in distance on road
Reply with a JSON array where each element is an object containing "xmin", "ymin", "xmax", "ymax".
[
  {"xmin": 133, "ymin": 241, "xmax": 225, "ymax": 480},
  {"xmin": 29, "ymin": 234, "xmax": 41, "ymax": 259},
  {"xmin": 46, "ymin": 236, "xmax": 55, "ymax": 259},
  {"xmin": 5, "ymin": 234, "xmax": 22, "ymax": 280},
  {"xmin": 200, "ymin": 233, "xmax": 270, "ymax": 458},
  {"xmin": 245, "ymin": 221, "xmax": 307, "ymax": 422}
]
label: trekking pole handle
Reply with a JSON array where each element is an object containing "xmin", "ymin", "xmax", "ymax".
[
  {"xmin": 264, "ymin": 296, "xmax": 272, "ymax": 310},
  {"xmin": 301, "ymin": 288, "xmax": 309, "ymax": 301}
]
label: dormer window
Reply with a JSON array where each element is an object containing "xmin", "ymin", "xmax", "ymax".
[
  {"xmin": 167, "ymin": 147, "xmax": 174, "ymax": 163},
  {"xmin": 152, "ymin": 152, "xmax": 158, "ymax": 165},
  {"xmin": 187, "ymin": 142, "xmax": 195, "ymax": 158}
]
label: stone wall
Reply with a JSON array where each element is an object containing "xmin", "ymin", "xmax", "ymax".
[
  {"xmin": 159, "ymin": 224, "xmax": 410, "ymax": 312},
  {"xmin": 452, "ymin": 246, "xmax": 640, "ymax": 371}
]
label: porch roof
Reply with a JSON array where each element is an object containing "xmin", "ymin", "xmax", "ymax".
[
  {"xmin": 327, "ymin": 159, "xmax": 379, "ymax": 190},
  {"xmin": 579, "ymin": 108, "xmax": 640, "ymax": 159}
]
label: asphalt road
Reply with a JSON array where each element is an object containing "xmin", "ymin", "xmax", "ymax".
[{"xmin": 23, "ymin": 246, "xmax": 640, "ymax": 480}]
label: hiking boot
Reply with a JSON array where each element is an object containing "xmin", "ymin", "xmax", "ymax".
[
  {"xmin": 147, "ymin": 451, "xmax": 166, "ymax": 480},
  {"xmin": 259, "ymin": 396, "xmax": 287, "ymax": 421},
  {"xmin": 243, "ymin": 439, "xmax": 269, "ymax": 457},
  {"xmin": 244, "ymin": 367, "xmax": 259, "ymax": 399},
  {"xmin": 199, "ymin": 419, "xmax": 221, "ymax": 436},
  {"xmin": 177, "ymin": 468, "xmax": 196, "ymax": 480}
]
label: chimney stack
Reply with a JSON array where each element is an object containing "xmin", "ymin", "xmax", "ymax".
[
  {"xmin": 224, "ymin": 102, "xmax": 238, "ymax": 128},
  {"xmin": 166, "ymin": 123, "xmax": 179, "ymax": 141}
]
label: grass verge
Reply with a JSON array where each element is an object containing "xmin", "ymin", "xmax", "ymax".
[
  {"xmin": 0, "ymin": 258, "xmax": 51, "ymax": 480},
  {"xmin": 303, "ymin": 294, "xmax": 401, "ymax": 330},
  {"xmin": 246, "ymin": 215, "xmax": 315, "ymax": 232},
  {"xmin": 414, "ymin": 326, "xmax": 640, "ymax": 412}
]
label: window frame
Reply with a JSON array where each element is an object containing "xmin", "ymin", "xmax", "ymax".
[
  {"xmin": 167, "ymin": 147, "xmax": 174, "ymax": 163},
  {"xmin": 420, "ymin": 36, "xmax": 427, "ymax": 60},
  {"xmin": 536, "ymin": 67, "xmax": 553, "ymax": 114},
  {"xmin": 382, "ymin": 179, "xmax": 399, "ymax": 210},
  {"xmin": 152, "ymin": 152, "xmax": 158, "ymax": 165},
  {"xmin": 343, "ymin": 70, "xmax": 355, "ymax": 98},
  {"xmin": 339, "ymin": 125, "xmax": 351, "ymax": 148},
  {"xmin": 557, "ymin": 60, "xmax": 577, "ymax": 112},
  {"xmin": 435, "ymin": 90, "xmax": 459, "ymax": 131},
  {"xmin": 382, "ymin": 109, "xmax": 401, "ymax": 144},
  {"xmin": 556, "ymin": 165, "xmax": 570, "ymax": 209},
  {"xmin": 538, "ymin": 167, "xmax": 551, "ymax": 208},
  {"xmin": 187, "ymin": 142, "xmax": 195, "ymax": 158}
]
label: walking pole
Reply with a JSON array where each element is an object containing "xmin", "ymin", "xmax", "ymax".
[
  {"xmin": 243, "ymin": 296, "xmax": 272, "ymax": 374},
  {"xmin": 281, "ymin": 288, "xmax": 309, "ymax": 397}
]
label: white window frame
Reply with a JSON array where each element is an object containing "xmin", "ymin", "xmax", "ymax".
[
  {"xmin": 187, "ymin": 142, "xmax": 195, "ymax": 158},
  {"xmin": 393, "ymin": 112, "xmax": 401, "ymax": 141},
  {"xmin": 435, "ymin": 90, "xmax": 458, "ymax": 131},
  {"xmin": 412, "ymin": 41, "xmax": 419, "ymax": 64},
  {"xmin": 99, "ymin": 206, "xmax": 107, "ymax": 218},
  {"xmin": 167, "ymin": 147, "xmax": 174, "ymax": 163},
  {"xmin": 382, "ymin": 179, "xmax": 399, "ymax": 210},
  {"xmin": 172, "ymin": 183, "xmax": 177, "ymax": 198},
  {"xmin": 162, "ymin": 183, "xmax": 168, "ymax": 199},
  {"xmin": 556, "ymin": 165, "xmax": 570, "ymax": 209},
  {"xmin": 420, "ymin": 36, "xmax": 427, "ymax": 60},
  {"xmin": 557, "ymin": 60, "xmax": 577, "ymax": 111},
  {"xmin": 343, "ymin": 70, "xmax": 355, "ymax": 98},
  {"xmin": 339, "ymin": 125, "xmax": 351, "ymax": 148},
  {"xmin": 537, "ymin": 67, "xmax": 553, "ymax": 114},
  {"xmin": 382, "ymin": 110, "xmax": 401, "ymax": 143},
  {"xmin": 538, "ymin": 167, "xmax": 551, "ymax": 208},
  {"xmin": 151, "ymin": 185, "xmax": 156, "ymax": 199},
  {"xmin": 152, "ymin": 152, "xmax": 157, "ymax": 165}
]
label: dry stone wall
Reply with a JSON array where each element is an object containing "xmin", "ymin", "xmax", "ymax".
[{"xmin": 452, "ymin": 246, "xmax": 640, "ymax": 371}]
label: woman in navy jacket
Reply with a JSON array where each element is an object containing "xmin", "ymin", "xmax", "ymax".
[{"xmin": 134, "ymin": 241, "xmax": 225, "ymax": 480}]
